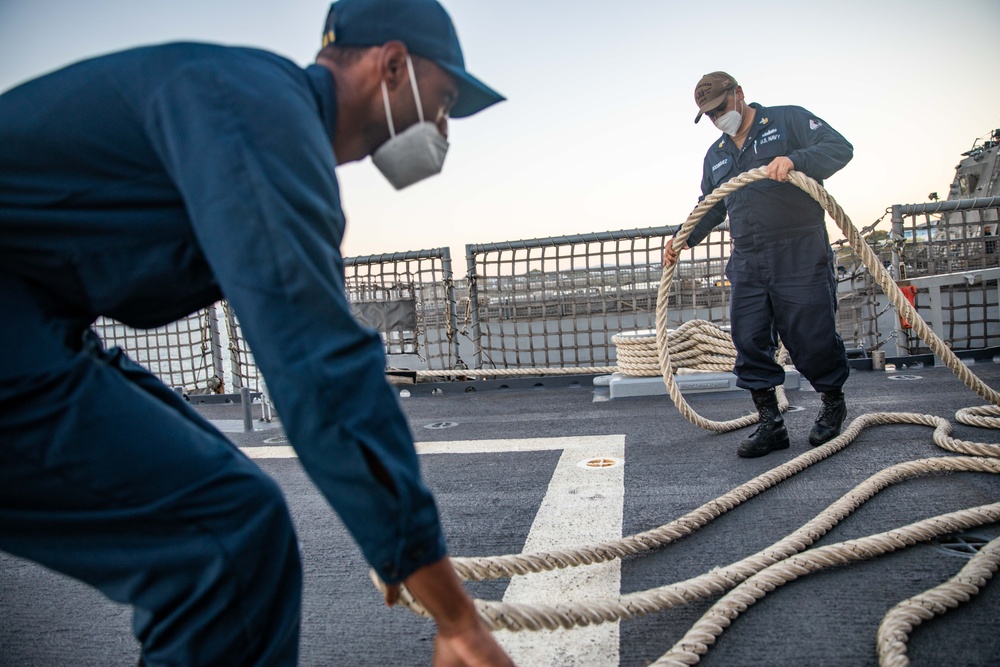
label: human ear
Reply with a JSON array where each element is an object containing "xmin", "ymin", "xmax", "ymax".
[{"xmin": 379, "ymin": 41, "xmax": 411, "ymax": 92}]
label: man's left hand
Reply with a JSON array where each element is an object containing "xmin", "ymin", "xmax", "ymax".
[{"xmin": 767, "ymin": 156, "xmax": 794, "ymax": 182}]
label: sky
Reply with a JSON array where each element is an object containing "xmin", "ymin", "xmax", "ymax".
[{"xmin": 2, "ymin": 0, "xmax": 999, "ymax": 270}]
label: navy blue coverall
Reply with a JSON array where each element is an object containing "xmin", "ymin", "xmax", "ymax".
[
  {"xmin": 685, "ymin": 103, "xmax": 853, "ymax": 393},
  {"xmin": 0, "ymin": 43, "xmax": 445, "ymax": 665}
]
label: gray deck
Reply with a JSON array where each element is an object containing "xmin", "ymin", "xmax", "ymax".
[{"xmin": 2, "ymin": 362, "xmax": 999, "ymax": 666}]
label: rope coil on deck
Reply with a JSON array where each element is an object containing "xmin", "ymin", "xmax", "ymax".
[
  {"xmin": 612, "ymin": 319, "xmax": 737, "ymax": 376},
  {"xmin": 414, "ymin": 320, "xmax": 739, "ymax": 379},
  {"xmin": 376, "ymin": 168, "xmax": 1000, "ymax": 666}
]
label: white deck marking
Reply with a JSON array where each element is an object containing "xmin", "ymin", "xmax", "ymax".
[
  {"xmin": 210, "ymin": 419, "xmax": 282, "ymax": 433},
  {"xmin": 241, "ymin": 445, "xmax": 296, "ymax": 458},
  {"xmin": 421, "ymin": 435, "xmax": 626, "ymax": 667},
  {"xmin": 242, "ymin": 434, "xmax": 626, "ymax": 666}
]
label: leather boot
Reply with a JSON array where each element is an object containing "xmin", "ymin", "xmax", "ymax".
[
  {"xmin": 809, "ymin": 390, "xmax": 847, "ymax": 446},
  {"xmin": 738, "ymin": 388, "xmax": 790, "ymax": 458}
]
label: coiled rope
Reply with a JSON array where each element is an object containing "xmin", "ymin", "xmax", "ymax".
[
  {"xmin": 415, "ymin": 365, "xmax": 615, "ymax": 377},
  {"xmin": 376, "ymin": 167, "xmax": 1000, "ymax": 666},
  {"xmin": 414, "ymin": 320, "xmax": 739, "ymax": 379},
  {"xmin": 612, "ymin": 320, "xmax": 736, "ymax": 377}
]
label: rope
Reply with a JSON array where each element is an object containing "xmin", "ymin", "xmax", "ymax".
[
  {"xmin": 658, "ymin": 168, "xmax": 1000, "ymax": 436},
  {"xmin": 413, "ymin": 320, "xmax": 738, "ymax": 379},
  {"xmin": 415, "ymin": 365, "xmax": 617, "ymax": 378},
  {"xmin": 374, "ymin": 168, "xmax": 1000, "ymax": 665},
  {"xmin": 413, "ymin": 317, "xmax": 735, "ymax": 379},
  {"xmin": 612, "ymin": 320, "xmax": 737, "ymax": 377},
  {"xmin": 374, "ymin": 425, "xmax": 1000, "ymax": 613},
  {"xmin": 875, "ymin": 534, "xmax": 1000, "ymax": 667},
  {"xmin": 653, "ymin": 503, "xmax": 1000, "ymax": 667},
  {"xmin": 413, "ymin": 320, "xmax": 739, "ymax": 379}
]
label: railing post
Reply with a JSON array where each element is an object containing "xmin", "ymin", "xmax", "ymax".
[
  {"xmin": 207, "ymin": 303, "xmax": 226, "ymax": 392},
  {"xmin": 890, "ymin": 204, "xmax": 909, "ymax": 357},
  {"xmin": 440, "ymin": 248, "xmax": 461, "ymax": 369},
  {"xmin": 240, "ymin": 386, "xmax": 253, "ymax": 432},
  {"xmin": 890, "ymin": 204, "xmax": 905, "ymax": 281},
  {"xmin": 466, "ymin": 244, "xmax": 483, "ymax": 370},
  {"xmin": 225, "ymin": 302, "xmax": 244, "ymax": 390}
]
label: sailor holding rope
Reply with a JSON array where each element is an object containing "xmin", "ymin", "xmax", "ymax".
[{"xmin": 665, "ymin": 72, "xmax": 854, "ymax": 458}]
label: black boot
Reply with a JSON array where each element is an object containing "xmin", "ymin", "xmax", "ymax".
[
  {"xmin": 738, "ymin": 388, "xmax": 790, "ymax": 458},
  {"xmin": 809, "ymin": 390, "xmax": 847, "ymax": 446}
]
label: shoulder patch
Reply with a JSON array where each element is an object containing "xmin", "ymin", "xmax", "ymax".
[
  {"xmin": 809, "ymin": 119, "xmax": 822, "ymax": 130},
  {"xmin": 759, "ymin": 117, "xmax": 769, "ymax": 125}
]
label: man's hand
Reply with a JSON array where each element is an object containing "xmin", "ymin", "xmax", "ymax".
[
  {"xmin": 663, "ymin": 238, "xmax": 687, "ymax": 266},
  {"xmin": 766, "ymin": 156, "xmax": 794, "ymax": 182},
  {"xmin": 432, "ymin": 622, "xmax": 514, "ymax": 667},
  {"xmin": 399, "ymin": 558, "xmax": 515, "ymax": 666}
]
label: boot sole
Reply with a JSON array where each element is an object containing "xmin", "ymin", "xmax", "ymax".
[
  {"xmin": 809, "ymin": 430, "xmax": 842, "ymax": 446},
  {"xmin": 737, "ymin": 436, "xmax": 790, "ymax": 458}
]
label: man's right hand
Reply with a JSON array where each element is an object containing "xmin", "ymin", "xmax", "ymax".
[
  {"xmin": 401, "ymin": 557, "xmax": 516, "ymax": 666},
  {"xmin": 663, "ymin": 239, "xmax": 687, "ymax": 266},
  {"xmin": 433, "ymin": 624, "xmax": 515, "ymax": 667}
]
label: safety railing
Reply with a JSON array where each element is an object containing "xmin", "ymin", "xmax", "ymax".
[
  {"xmin": 463, "ymin": 225, "xmax": 732, "ymax": 370},
  {"xmin": 90, "ymin": 249, "xmax": 461, "ymax": 394},
  {"xmin": 220, "ymin": 301, "xmax": 263, "ymax": 393},
  {"xmin": 888, "ymin": 196, "xmax": 1000, "ymax": 356},
  {"xmin": 93, "ymin": 306, "xmax": 225, "ymax": 394},
  {"xmin": 92, "ymin": 195, "xmax": 1000, "ymax": 390},
  {"xmin": 345, "ymin": 247, "xmax": 460, "ymax": 370}
]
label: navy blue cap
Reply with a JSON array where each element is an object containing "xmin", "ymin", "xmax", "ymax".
[{"xmin": 323, "ymin": 0, "xmax": 505, "ymax": 118}]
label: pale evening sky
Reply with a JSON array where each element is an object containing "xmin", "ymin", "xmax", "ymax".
[{"xmin": 2, "ymin": 0, "xmax": 998, "ymax": 270}]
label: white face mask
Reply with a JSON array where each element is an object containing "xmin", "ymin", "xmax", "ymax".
[
  {"xmin": 713, "ymin": 97, "xmax": 743, "ymax": 136},
  {"xmin": 371, "ymin": 56, "xmax": 449, "ymax": 190}
]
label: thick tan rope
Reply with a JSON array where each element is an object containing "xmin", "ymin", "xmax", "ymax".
[
  {"xmin": 633, "ymin": 169, "xmax": 1000, "ymax": 664},
  {"xmin": 658, "ymin": 168, "xmax": 1000, "ymax": 437},
  {"xmin": 663, "ymin": 167, "xmax": 1000, "ymax": 407},
  {"xmin": 955, "ymin": 403, "xmax": 1000, "ymax": 429},
  {"xmin": 413, "ymin": 320, "xmax": 736, "ymax": 379},
  {"xmin": 613, "ymin": 320, "xmax": 736, "ymax": 377},
  {"xmin": 415, "ymin": 365, "xmax": 616, "ymax": 378},
  {"xmin": 375, "ymin": 169, "xmax": 1000, "ymax": 665},
  {"xmin": 653, "ymin": 505, "xmax": 1000, "ymax": 667},
  {"xmin": 610, "ymin": 319, "xmax": 790, "ymax": 417},
  {"xmin": 375, "ymin": 430, "xmax": 1000, "ymax": 617},
  {"xmin": 450, "ymin": 414, "xmax": 949, "ymax": 588},
  {"xmin": 875, "ymin": 534, "xmax": 1000, "ymax": 667}
]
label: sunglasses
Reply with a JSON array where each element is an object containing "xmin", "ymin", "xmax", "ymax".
[{"xmin": 704, "ymin": 89, "xmax": 736, "ymax": 121}]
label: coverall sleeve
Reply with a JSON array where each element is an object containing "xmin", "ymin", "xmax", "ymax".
[
  {"xmin": 784, "ymin": 106, "xmax": 853, "ymax": 181},
  {"xmin": 685, "ymin": 162, "xmax": 728, "ymax": 248},
  {"xmin": 144, "ymin": 62, "xmax": 445, "ymax": 584}
]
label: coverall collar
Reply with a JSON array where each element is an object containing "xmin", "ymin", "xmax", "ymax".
[
  {"xmin": 718, "ymin": 102, "xmax": 765, "ymax": 153},
  {"xmin": 305, "ymin": 63, "xmax": 340, "ymax": 150}
]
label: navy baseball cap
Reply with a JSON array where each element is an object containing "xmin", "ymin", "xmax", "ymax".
[{"xmin": 322, "ymin": 0, "xmax": 505, "ymax": 118}]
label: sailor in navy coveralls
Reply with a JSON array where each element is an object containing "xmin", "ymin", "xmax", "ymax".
[
  {"xmin": 665, "ymin": 72, "xmax": 853, "ymax": 458},
  {"xmin": 0, "ymin": 1, "xmax": 514, "ymax": 664}
]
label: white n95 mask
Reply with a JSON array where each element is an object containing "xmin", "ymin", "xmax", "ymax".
[
  {"xmin": 371, "ymin": 56, "xmax": 449, "ymax": 190},
  {"xmin": 713, "ymin": 110, "xmax": 742, "ymax": 136}
]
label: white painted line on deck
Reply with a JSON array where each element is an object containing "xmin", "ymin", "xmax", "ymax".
[
  {"xmin": 210, "ymin": 419, "xmax": 283, "ymax": 433},
  {"xmin": 242, "ymin": 445, "xmax": 296, "ymax": 459},
  {"xmin": 241, "ymin": 434, "xmax": 626, "ymax": 666},
  {"xmin": 413, "ymin": 434, "xmax": 619, "ymax": 455},
  {"xmin": 491, "ymin": 436, "xmax": 624, "ymax": 667}
]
